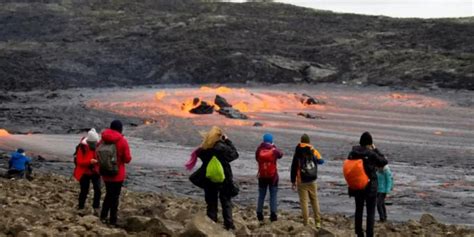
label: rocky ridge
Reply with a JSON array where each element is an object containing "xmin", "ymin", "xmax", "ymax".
[
  {"xmin": 0, "ymin": 0, "xmax": 473, "ymax": 92},
  {"xmin": 1, "ymin": 173, "xmax": 473, "ymax": 237}
]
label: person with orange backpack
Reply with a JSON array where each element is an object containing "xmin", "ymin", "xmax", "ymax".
[
  {"xmin": 255, "ymin": 133, "xmax": 283, "ymax": 223},
  {"xmin": 344, "ymin": 132, "xmax": 387, "ymax": 237},
  {"xmin": 290, "ymin": 134, "xmax": 325, "ymax": 228}
]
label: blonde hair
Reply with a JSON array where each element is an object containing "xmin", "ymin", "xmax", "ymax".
[{"xmin": 200, "ymin": 126, "xmax": 224, "ymax": 150}]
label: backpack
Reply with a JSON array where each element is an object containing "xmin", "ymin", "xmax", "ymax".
[
  {"xmin": 73, "ymin": 143, "xmax": 86, "ymax": 166},
  {"xmin": 206, "ymin": 156, "xmax": 225, "ymax": 183},
  {"xmin": 343, "ymin": 158, "xmax": 369, "ymax": 190},
  {"xmin": 97, "ymin": 143, "xmax": 119, "ymax": 176},
  {"xmin": 300, "ymin": 148, "xmax": 317, "ymax": 181},
  {"xmin": 257, "ymin": 148, "xmax": 277, "ymax": 178}
]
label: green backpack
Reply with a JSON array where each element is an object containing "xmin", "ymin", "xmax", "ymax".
[
  {"xmin": 206, "ymin": 156, "xmax": 225, "ymax": 183},
  {"xmin": 97, "ymin": 143, "xmax": 119, "ymax": 176}
]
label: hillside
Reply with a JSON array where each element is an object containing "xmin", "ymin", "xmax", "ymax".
[{"xmin": 1, "ymin": 0, "xmax": 473, "ymax": 91}]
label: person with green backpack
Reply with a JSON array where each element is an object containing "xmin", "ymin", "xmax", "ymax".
[
  {"xmin": 97, "ymin": 120, "xmax": 132, "ymax": 226},
  {"xmin": 290, "ymin": 134, "xmax": 325, "ymax": 229},
  {"xmin": 191, "ymin": 126, "xmax": 239, "ymax": 230}
]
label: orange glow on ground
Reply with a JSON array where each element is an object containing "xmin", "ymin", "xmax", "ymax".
[
  {"xmin": 155, "ymin": 91, "xmax": 167, "ymax": 101},
  {"xmin": 0, "ymin": 129, "xmax": 10, "ymax": 137}
]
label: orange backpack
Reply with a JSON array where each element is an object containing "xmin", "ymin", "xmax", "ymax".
[{"xmin": 343, "ymin": 159, "xmax": 369, "ymax": 190}]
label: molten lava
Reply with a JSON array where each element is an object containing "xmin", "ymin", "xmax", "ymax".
[{"xmin": 0, "ymin": 129, "xmax": 11, "ymax": 137}]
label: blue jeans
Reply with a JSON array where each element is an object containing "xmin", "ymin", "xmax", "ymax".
[{"xmin": 257, "ymin": 178, "xmax": 278, "ymax": 214}]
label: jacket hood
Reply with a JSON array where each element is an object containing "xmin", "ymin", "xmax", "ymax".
[
  {"xmin": 258, "ymin": 142, "xmax": 274, "ymax": 150},
  {"xmin": 297, "ymin": 143, "xmax": 313, "ymax": 149},
  {"xmin": 101, "ymin": 128, "xmax": 123, "ymax": 144},
  {"xmin": 349, "ymin": 145, "xmax": 372, "ymax": 158}
]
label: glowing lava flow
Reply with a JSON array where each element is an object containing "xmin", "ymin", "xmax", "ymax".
[{"xmin": 0, "ymin": 129, "xmax": 11, "ymax": 137}]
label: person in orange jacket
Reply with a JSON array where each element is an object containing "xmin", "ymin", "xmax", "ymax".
[{"xmin": 73, "ymin": 128, "xmax": 101, "ymax": 215}]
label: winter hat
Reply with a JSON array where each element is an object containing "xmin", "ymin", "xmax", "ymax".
[
  {"xmin": 300, "ymin": 134, "xmax": 310, "ymax": 144},
  {"xmin": 17, "ymin": 148, "xmax": 25, "ymax": 154},
  {"xmin": 110, "ymin": 120, "xmax": 123, "ymax": 133},
  {"xmin": 359, "ymin": 131, "xmax": 373, "ymax": 147},
  {"xmin": 86, "ymin": 128, "xmax": 99, "ymax": 142},
  {"xmin": 263, "ymin": 133, "xmax": 273, "ymax": 144}
]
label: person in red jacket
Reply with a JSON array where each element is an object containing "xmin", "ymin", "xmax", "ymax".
[
  {"xmin": 99, "ymin": 120, "xmax": 132, "ymax": 226},
  {"xmin": 73, "ymin": 128, "xmax": 101, "ymax": 214}
]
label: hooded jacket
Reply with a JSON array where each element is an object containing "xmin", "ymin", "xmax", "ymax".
[
  {"xmin": 255, "ymin": 142, "xmax": 283, "ymax": 184},
  {"xmin": 348, "ymin": 145, "xmax": 387, "ymax": 196},
  {"xmin": 99, "ymin": 128, "xmax": 132, "ymax": 182},
  {"xmin": 291, "ymin": 143, "xmax": 324, "ymax": 185},
  {"xmin": 9, "ymin": 151, "xmax": 31, "ymax": 171},
  {"xmin": 377, "ymin": 165, "xmax": 393, "ymax": 194},
  {"xmin": 73, "ymin": 137, "xmax": 100, "ymax": 181},
  {"xmin": 197, "ymin": 138, "xmax": 239, "ymax": 194}
]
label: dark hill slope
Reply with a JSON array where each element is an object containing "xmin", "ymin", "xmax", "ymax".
[{"xmin": 1, "ymin": 0, "xmax": 473, "ymax": 91}]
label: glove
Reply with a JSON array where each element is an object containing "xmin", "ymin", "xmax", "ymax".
[{"xmin": 317, "ymin": 159, "xmax": 325, "ymax": 165}]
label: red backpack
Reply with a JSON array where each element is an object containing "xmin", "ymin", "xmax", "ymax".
[{"xmin": 257, "ymin": 148, "xmax": 277, "ymax": 178}]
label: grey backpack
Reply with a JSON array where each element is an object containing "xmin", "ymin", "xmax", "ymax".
[{"xmin": 97, "ymin": 143, "xmax": 119, "ymax": 176}]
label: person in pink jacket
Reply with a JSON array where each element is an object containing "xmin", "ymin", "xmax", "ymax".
[{"xmin": 98, "ymin": 120, "xmax": 132, "ymax": 226}]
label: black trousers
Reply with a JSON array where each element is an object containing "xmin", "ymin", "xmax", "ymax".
[
  {"xmin": 78, "ymin": 174, "xmax": 101, "ymax": 209},
  {"xmin": 204, "ymin": 186, "xmax": 234, "ymax": 230},
  {"xmin": 376, "ymin": 193, "xmax": 387, "ymax": 221},
  {"xmin": 101, "ymin": 181, "xmax": 123, "ymax": 224},
  {"xmin": 354, "ymin": 191, "xmax": 377, "ymax": 237}
]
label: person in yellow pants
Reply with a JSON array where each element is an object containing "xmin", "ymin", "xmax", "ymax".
[{"xmin": 290, "ymin": 134, "xmax": 325, "ymax": 228}]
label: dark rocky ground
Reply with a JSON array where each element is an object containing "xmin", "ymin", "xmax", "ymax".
[{"xmin": 1, "ymin": 0, "xmax": 473, "ymax": 92}]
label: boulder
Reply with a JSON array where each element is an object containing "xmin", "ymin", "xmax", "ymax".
[
  {"xmin": 215, "ymin": 95, "xmax": 232, "ymax": 108},
  {"xmin": 147, "ymin": 217, "xmax": 184, "ymax": 236},
  {"xmin": 318, "ymin": 227, "xmax": 337, "ymax": 237},
  {"xmin": 217, "ymin": 107, "xmax": 248, "ymax": 119},
  {"xmin": 8, "ymin": 217, "xmax": 29, "ymax": 236},
  {"xmin": 78, "ymin": 215, "xmax": 101, "ymax": 230},
  {"xmin": 303, "ymin": 65, "xmax": 337, "ymax": 82},
  {"xmin": 124, "ymin": 216, "xmax": 151, "ymax": 232},
  {"xmin": 420, "ymin": 213, "xmax": 438, "ymax": 225},
  {"xmin": 179, "ymin": 213, "xmax": 234, "ymax": 237},
  {"xmin": 189, "ymin": 101, "xmax": 214, "ymax": 114},
  {"xmin": 300, "ymin": 94, "xmax": 323, "ymax": 105}
]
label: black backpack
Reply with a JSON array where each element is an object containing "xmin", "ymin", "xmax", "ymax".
[
  {"xmin": 97, "ymin": 143, "xmax": 119, "ymax": 176},
  {"xmin": 300, "ymin": 148, "xmax": 318, "ymax": 181}
]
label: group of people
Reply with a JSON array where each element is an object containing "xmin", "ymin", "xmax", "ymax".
[
  {"xmin": 72, "ymin": 120, "xmax": 132, "ymax": 226},
  {"xmin": 187, "ymin": 127, "xmax": 393, "ymax": 237},
  {"xmin": 6, "ymin": 121, "xmax": 392, "ymax": 237}
]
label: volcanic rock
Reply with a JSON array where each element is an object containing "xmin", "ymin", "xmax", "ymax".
[
  {"xmin": 179, "ymin": 213, "xmax": 234, "ymax": 237},
  {"xmin": 214, "ymin": 95, "xmax": 232, "ymax": 108},
  {"xmin": 297, "ymin": 112, "xmax": 323, "ymax": 119},
  {"xmin": 420, "ymin": 213, "xmax": 438, "ymax": 225},
  {"xmin": 124, "ymin": 216, "xmax": 151, "ymax": 232},
  {"xmin": 300, "ymin": 93, "xmax": 323, "ymax": 105},
  {"xmin": 217, "ymin": 107, "xmax": 248, "ymax": 120},
  {"xmin": 253, "ymin": 122, "xmax": 263, "ymax": 127},
  {"xmin": 189, "ymin": 101, "xmax": 214, "ymax": 115},
  {"xmin": 147, "ymin": 217, "xmax": 184, "ymax": 236}
]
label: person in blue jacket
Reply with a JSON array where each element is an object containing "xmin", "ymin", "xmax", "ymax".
[
  {"xmin": 8, "ymin": 148, "xmax": 32, "ymax": 179},
  {"xmin": 376, "ymin": 165, "xmax": 393, "ymax": 222}
]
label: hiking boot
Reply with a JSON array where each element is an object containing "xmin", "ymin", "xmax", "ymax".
[
  {"xmin": 315, "ymin": 221, "xmax": 321, "ymax": 229},
  {"xmin": 93, "ymin": 208, "xmax": 100, "ymax": 217},
  {"xmin": 256, "ymin": 212, "xmax": 264, "ymax": 222},
  {"xmin": 270, "ymin": 212, "xmax": 278, "ymax": 222}
]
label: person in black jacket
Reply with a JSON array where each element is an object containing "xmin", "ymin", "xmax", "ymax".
[
  {"xmin": 348, "ymin": 132, "xmax": 388, "ymax": 237},
  {"xmin": 196, "ymin": 126, "xmax": 239, "ymax": 230}
]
